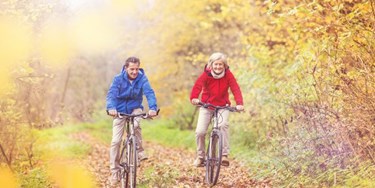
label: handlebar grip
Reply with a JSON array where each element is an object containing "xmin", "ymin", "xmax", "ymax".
[
  {"xmin": 227, "ymin": 107, "xmax": 237, "ymax": 112},
  {"xmin": 156, "ymin": 109, "xmax": 161, "ymax": 115}
]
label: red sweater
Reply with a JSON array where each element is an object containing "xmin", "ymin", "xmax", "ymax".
[{"xmin": 190, "ymin": 67, "xmax": 243, "ymax": 106}]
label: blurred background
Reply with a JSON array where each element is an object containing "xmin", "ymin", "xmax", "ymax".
[{"xmin": 0, "ymin": 0, "xmax": 374, "ymax": 187}]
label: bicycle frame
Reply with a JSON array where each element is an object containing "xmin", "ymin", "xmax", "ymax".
[
  {"xmin": 198, "ymin": 102, "xmax": 237, "ymax": 186},
  {"xmin": 119, "ymin": 116, "xmax": 138, "ymax": 168},
  {"xmin": 118, "ymin": 114, "xmax": 141, "ymax": 188},
  {"xmin": 112, "ymin": 109, "xmax": 159, "ymax": 188}
]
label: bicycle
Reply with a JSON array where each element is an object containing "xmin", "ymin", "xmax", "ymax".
[
  {"xmin": 109, "ymin": 109, "xmax": 159, "ymax": 188},
  {"xmin": 197, "ymin": 102, "xmax": 239, "ymax": 186}
]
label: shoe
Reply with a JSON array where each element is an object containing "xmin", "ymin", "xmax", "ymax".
[
  {"xmin": 193, "ymin": 157, "xmax": 205, "ymax": 167},
  {"xmin": 221, "ymin": 155, "xmax": 229, "ymax": 166},
  {"xmin": 109, "ymin": 172, "xmax": 120, "ymax": 186},
  {"xmin": 138, "ymin": 151, "xmax": 148, "ymax": 161}
]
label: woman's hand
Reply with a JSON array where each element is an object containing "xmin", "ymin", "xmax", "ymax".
[
  {"xmin": 235, "ymin": 105, "xmax": 244, "ymax": 111},
  {"xmin": 191, "ymin": 98, "xmax": 200, "ymax": 105}
]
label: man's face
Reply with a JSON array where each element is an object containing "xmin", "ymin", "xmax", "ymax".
[{"xmin": 126, "ymin": 62, "xmax": 140, "ymax": 80}]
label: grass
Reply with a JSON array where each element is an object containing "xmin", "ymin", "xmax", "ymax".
[
  {"xmin": 84, "ymin": 118, "xmax": 196, "ymax": 151},
  {"xmin": 17, "ymin": 123, "xmax": 97, "ymax": 187},
  {"xmin": 33, "ymin": 123, "xmax": 91, "ymax": 160},
  {"xmin": 18, "ymin": 167, "xmax": 52, "ymax": 188},
  {"xmin": 141, "ymin": 120, "xmax": 195, "ymax": 151}
]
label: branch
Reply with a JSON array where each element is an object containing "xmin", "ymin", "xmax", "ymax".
[
  {"xmin": 0, "ymin": 143, "xmax": 13, "ymax": 172},
  {"xmin": 371, "ymin": 0, "xmax": 375, "ymax": 21}
]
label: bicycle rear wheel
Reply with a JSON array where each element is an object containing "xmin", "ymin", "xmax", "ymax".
[
  {"xmin": 125, "ymin": 137, "xmax": 137, "ymax": 188},
  {"xmin": 205, "ymin": 132, "xmax": 222, "ymax": 186}
]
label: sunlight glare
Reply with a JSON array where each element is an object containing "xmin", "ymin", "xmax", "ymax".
[
  {"xmin": 70, "ymin": 11, "xmax": 121, "ymax": 54},
  {"xmin": 0, "ymin": 16, "xmax": 31, "ymax": 96},
  {"xmin": 48, "ymin": 162, "xmax": 96, "ymax": 188},
  {"xmin": 0, "ymin": 16, "xmax": 32, "ymax": 64},
  {"xmin": 0, "ymin": 167, "xmax": 19, "ymax": 188},
  {"xmin": 40, "ymin": 21, "xmax": 75, "ymax": 67}
]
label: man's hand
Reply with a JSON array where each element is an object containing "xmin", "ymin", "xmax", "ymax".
[
  {"xmin": 148, "ymin": 110, "xmax": 157, "ymax": 117},
  {"xmin": 108, "ymin": 109, "xmax": 117, "ymax": 116},
  {"xmin": 191, "ymin": 98, "xmax": 200, "ymax": 105},
  {"xmin": 235, "ymin": 105, "xmax": 244, "ymax": 111}
]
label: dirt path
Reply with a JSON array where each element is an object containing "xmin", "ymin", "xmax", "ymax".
[{"xmin": 73, "ymin": 133, "xmax": 271, "ymax": 188}]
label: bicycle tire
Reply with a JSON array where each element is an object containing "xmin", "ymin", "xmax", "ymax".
[
  {"xmin": 120, "ymin": 142, "xmax": 128, "ymax": 188},
  {"xmin": 205, "ymin": 132, "xmax": 222, "ymax": 186},
  {"xmin": 125, "ymin": 137, "xmax": 137, "ymax": 188}
]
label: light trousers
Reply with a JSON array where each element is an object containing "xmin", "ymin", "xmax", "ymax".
[
  {"xmin": 195, "ymin": 107, "xmax": 230, "ymax": 159},
  {"xmin": 110, "ymin": 108, "xmax": 143, "ymax": 174}
]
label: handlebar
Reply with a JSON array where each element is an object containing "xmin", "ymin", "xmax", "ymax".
[
  {"xmin": 107, "ymin": 109, "xmax": 160, "ymax": 119},
  {"xmin": 197, "ymin": 102, "xmax": 239, "ymax": 112}
]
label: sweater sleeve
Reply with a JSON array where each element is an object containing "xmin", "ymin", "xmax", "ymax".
[
  {"xmin": 227, "ymin": 71, "xmax": 244, "ymax": 105},
  {"xmin": 106, "ymin": 76, "xmax": 120, "ymax": 110},
  {"xmin": 142, "ymin": 76, "xmax": 158, "ymax": 111},
  {"xmin": 190, "ymin": 72, "xmax": 206, "ymax": 100}
]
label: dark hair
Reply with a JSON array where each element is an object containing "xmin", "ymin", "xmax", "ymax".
[{"xmin": 124, "ymin": 56, "xmax": 140, "ymax": 67}]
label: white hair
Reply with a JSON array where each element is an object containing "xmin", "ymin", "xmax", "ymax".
[{"xmin": 207, "ymin": 52, "xmax": 229, "ymax": 69}]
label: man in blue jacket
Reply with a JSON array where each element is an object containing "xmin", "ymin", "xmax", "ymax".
[{"xmin": 106, "ymin": 56, "xmax": 158, "ymax": 185}]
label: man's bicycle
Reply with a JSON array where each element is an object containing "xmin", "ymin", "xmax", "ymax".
[
  {"xmin": 112, "ymin": 110, "xmax": 159, "ymax": 188},
  {"xmin": 198, "ymin": 102, "xmax": 239, "ymax": 186}
]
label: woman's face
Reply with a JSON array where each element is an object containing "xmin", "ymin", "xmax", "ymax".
[{"xmin": 212, "ymin": 60, "xmax": 225, "ymax": 74}]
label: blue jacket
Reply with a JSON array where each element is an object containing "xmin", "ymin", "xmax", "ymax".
[{"xmin": 106, "ymin": 68, "xmax": 157, "ymax": 114}]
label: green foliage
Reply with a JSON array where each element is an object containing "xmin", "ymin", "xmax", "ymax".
[
  {"xmin": 18, "ymin": 167, "xmax": 52, "ymax": 188},
  {"xmin": 34, "ymin": 124, "xmax": 91, "ymax": 160},
  {"xmin": 166, "ymin": 93, "xmax": 199, "ymax": 130},
  {"xmin": 79, "ymin": 120, "xmax": 113, "ymax": 144},
  {"xmin": 142, "ymin": 120, "xmax": 196, "ymax": 151}
]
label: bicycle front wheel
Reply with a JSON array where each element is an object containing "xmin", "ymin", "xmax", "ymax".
[
  {"xmin": 205, "ymin": 132, "xmax": 222, "ymax": 186},
  {"xmin": 119, "ymin": 144, "xmax": 128, "ymax": 188},
  {"xmin": 125, "ymin": 137, "xmax": 137, "ymax": 188}
]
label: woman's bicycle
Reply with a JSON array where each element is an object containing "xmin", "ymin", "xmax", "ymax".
[
  {"xmin": 112, "ymin": 109, "xmax": 159, "ymax": 188},
  {"xmin": 198, "ymin": 102, "xmax": 239, "ymax": 186}
]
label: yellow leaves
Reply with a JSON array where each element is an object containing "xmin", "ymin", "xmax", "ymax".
[
  {"xmin": 0, "ymin": 168, "xmax": 19, "ymax": 188},
  {"xmin": 354, "ymin": 1, "xmax": 372, "ymax": 13},
  {"xmin": 287, "ymin": 7, "xmax": 298, "ymax": 16},
  {"xmin": 47, "ymin": 162, "xmax": 96, "ymax": 188},
  {"xmin": 199, "ymin": 21, "xmax": 212, "ymax": 29}
]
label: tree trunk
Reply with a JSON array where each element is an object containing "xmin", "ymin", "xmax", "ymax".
[{"xmin": 0, "ymin": 143, "xmax": 13, "ymax": 171}]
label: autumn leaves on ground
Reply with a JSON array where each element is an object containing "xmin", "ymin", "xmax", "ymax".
[
  {"xmin": 78, "ymin": 132, "xmax": 270, "ymax": 188},
  {"xmin": 1, "ymin": 121, "xmax": 270, "ymax": 188}
]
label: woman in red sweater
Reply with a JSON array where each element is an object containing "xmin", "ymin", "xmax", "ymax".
[{"xmin": 190, "ymin": 52, "xmax": 244, "ymax": 167}]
